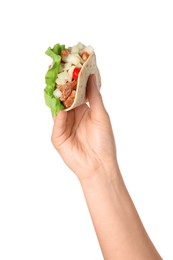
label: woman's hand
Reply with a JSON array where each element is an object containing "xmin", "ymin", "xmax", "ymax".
[
  {"xmin": 51, "ymin": 75, "xmax": 117, "ymax": 181},
  {"xmin": 51, "ymin": 75, "xmax": 162, "ymax": 259}
]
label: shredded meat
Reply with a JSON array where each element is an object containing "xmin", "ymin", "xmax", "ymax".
[
  {"xmin": 61, "ymin": 49, "xmax": 70, "ymax": 56},
  {"xmin": 59, "ymin": 80, "xmax": 77, "ymax": 106},
  {"xmin": 64, "ymin": 90, "xmax": 76, "ymax": 108},
  {"xmin": 70, "ymin": 80, "xmax": 77, "ymax": 90},
  {"xmin": 60, "ymin": 84, "xmax": 72, "ymax": 102},
  {"xmin": 81, "ymin": 52, "xmax": 89, "ymax": 61}
]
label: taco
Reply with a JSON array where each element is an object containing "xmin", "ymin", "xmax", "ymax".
[{"xmin": 44, "ymin": 42, "xmax": 101, "ymax": 116}]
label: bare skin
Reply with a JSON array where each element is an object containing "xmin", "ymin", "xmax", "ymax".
[{"xmin": 51, "ymin": 75, "xmax": 162, "ymax": 260}]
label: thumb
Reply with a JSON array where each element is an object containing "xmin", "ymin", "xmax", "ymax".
[{"xmin": 86, "ymin": 75, "xmax": 105, "ymax": 114}]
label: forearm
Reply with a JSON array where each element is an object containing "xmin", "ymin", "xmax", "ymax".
[{"xmin": 80, "ymin": 165, "xmax": 162, "ymax": 260}]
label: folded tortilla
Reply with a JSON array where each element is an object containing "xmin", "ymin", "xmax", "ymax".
[
  {"xmin": 65, "ymin": 52, "xmax": 101, "ymax": 111},
  {"xmin": 44, "ymin": 43, "xmax": 101, "ymax": 115}
]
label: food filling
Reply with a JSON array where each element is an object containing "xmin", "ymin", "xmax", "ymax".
[{"xmin": 49, "ymin": 42, "xmax": 94, "ymax": 108}]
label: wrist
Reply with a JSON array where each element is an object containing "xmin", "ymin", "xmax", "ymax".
[{"xmin": 79, "ymin": 161, "xmax": 123, "ymax": 191}]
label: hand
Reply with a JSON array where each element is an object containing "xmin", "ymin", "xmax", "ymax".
[
  {"xmin": 51, "ymin": 75, "xmax": 117, "ymax": 181},
  {"xmin": 51, "ymin": 76, "xmax": 162, "ymax": 260}
]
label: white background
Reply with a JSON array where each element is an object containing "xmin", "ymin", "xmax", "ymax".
[{"xmin": 0, "ymin": 0, "xmax": 173, "ymax": 259}]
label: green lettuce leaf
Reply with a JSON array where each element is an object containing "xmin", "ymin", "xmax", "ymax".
[
  {"xmin": 44, "ymin": 89, "xmax": 64, "ymax": 116},
  {"xmin": 44, "ymin": 44, "xmax": 65, "ymax": 116}
]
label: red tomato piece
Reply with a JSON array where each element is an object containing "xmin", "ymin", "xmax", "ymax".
[{"xmin": 72, "ymin": 68, "xmax": 81, "ymax": 80}]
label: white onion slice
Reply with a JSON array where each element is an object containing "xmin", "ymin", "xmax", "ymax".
[
  {"xmin": 62, "ymin": 54, "xmax": 81, "ymax": 66},
  {"xmin": 56, "ymin": 70, "xmax": 71, "ymax": 85},
  {"xmin": 62, "ymin": 62, "xmax": 72, "ymax": 71},
  {"xmin": 68, "ymin": 65, "xmax": 76, "ymax": 79},
  {"xmin": 53, "ymin": 88, "xmax": 62, "ymax": 98},
  {"xmin": 76, "ymin": 42, "xmax": 85, "ymax": 50},
  {"xmin": 71, "ymin": 46, "xmax": 80, "ymax": 54},
  {"xmin": 81, "ymin": 45, "xmax": 94, "ymax": 55}
]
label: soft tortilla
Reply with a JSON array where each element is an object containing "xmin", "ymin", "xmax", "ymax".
[{"xmin": 65, "ymin": 52, "xmax": 101, "ymax": 111}]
